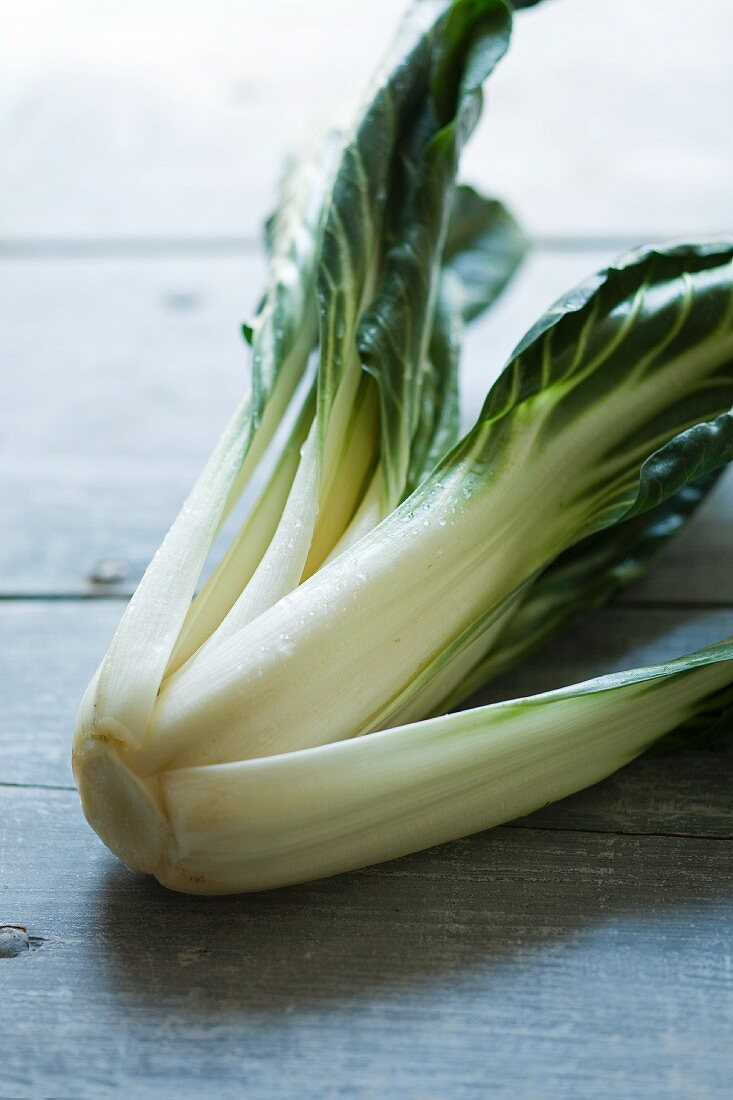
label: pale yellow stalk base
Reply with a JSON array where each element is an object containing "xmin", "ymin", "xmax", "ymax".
[{"xmin": 73, "ymin": 736, "xmax": 171, "ymax": 883}]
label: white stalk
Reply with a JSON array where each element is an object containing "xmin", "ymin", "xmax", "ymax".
[
  {"xmin": 301, "ymin": 377, "xmax": 381, "ymax": 577},
  {"xmin": 323, "ymin": 466, "xmax": 388, "ymax": 566},
  {"xmin": 131, "ymin": 430, "xmax": 573, "ymax": 774},
  {"xmin": 200, "ymin": 421, "xmax": 322, "ymax": 649},
  {"xmin": 75, "ymin": 394, "xmax": 253, "ymax": 750},
  {"xmin": 379, "ymin": 604, "xmax": 516, "ymax": 727},
  {"xmin": 166, "ymin": 392, "xmax": 315, "ymax": 675},
  {"xmin": 130, "ymin": 336, "xmax": 721, "ymax": 774},
  {"xmin": 76, "ymin": 652, "xmax": 732, "ymax": 894}
]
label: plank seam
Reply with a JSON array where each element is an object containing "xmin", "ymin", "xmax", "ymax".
[
  {"xmin": 0, "ymin": 593, "xmax": 131, "ymax": 602},
  {"xmin": 0, "ymin": 780, "xmax": 77, "ymax": 792},
  {"xmin": 0, "ymin": 235, "xmax": 670, "ymax": 260},
  {"xmin": 503, "ymin": 821, "xmax": 733, "ymax": 843}
]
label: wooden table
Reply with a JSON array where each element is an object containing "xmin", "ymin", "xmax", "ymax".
[{"xmin": 2, "ymin": 2, "xmax": 732, "ymax": 1096}]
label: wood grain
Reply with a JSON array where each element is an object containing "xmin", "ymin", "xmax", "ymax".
[
  {"xmin": 1, "ymin": 784, "xmax": 731, "ymax": 1100},
  {"xmin": 2, "ymin": 1, "xmax": 731, "ymax": 241},
  {"xmin": 2, "ymin": 249, "xmax": 732, "ymax": 599},
  {"xmin": 0, "ymin": 254, "xmax": 260, "ymax": 595}
]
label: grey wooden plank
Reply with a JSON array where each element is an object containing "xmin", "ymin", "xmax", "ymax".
[
  {"xmin": 3, "ymin": 249, "xmax": 732, "ymax": 599},
  {"xmin": 0, "ymin": 601, "xmax": 121, "ymax": 789},
  {"xmin": 519, "ymin": 750, "xmax": 733, "ymax": 840},
  {"xmin": 1, "ymin": 784, "xmax": 732, "ymax": 1099},
  {"xmin": 2, "ymin": 599, "xmax": 731, "ymax": 841},
  {"xmin": 1, "ymin": 0, "xmax": 731, "ymax": 241},
  {"xmin": 0, "ymin": 254, "xmax": 263, "ymax": 595}
]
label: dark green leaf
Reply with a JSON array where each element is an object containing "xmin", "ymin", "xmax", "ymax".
[
  {"xmin": 356, "ymin": 0, "xmax": 513, "ymax": 504},
  {"xmin": 407, "ymin": 189, "xmax": 526, "ymax": 491},
  {"xmin": 443, "ymin": 184, "xmax": 527, "ymax": 322},
  {"xmin": 244, "ymin": 128, "xmax": 343, "ymax": 430}
]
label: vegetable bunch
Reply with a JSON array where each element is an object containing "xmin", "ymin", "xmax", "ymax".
[{"xmin": 73, "ymin": 0, "xmax": 733, "ymax": 893}]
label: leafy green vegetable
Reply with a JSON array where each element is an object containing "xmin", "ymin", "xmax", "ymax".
[
  {"xmin": 73, "ymin": 0, "xmax": 733, "ymax": 896},
  {"xmin": 116, "ymin": 239, "xmax": 733, "ymax": 780},
  {"xmin": 170, "ymin": 1, "xmax": 523, "ymax": 660}
]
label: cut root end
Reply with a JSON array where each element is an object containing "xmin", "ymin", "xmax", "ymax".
[{"xmin": 72, "ymin": 737, "xmax": 172, "ymax": 882}]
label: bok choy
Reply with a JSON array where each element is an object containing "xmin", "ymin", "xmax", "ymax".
[{"xmin": 73, "ymin": 0, "xmax": 733, "ymax": 894}]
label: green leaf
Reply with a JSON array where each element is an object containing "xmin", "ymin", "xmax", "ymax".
[
  {"xmin": 310, "ymin": 0, "xmax": 513, "ymax": 510},
  {"xmin": 443, "ymin": 184, "xmax": 527, "ymax": 322},
  {"xmin": 314, "ymin": 0, "xmax": 453, "ymax": 446},
  {"xmin": 466, "ymin": 240, "xmax": 733, "ymax": 525},
  {"xmin": 160, "ymin": 1, "xmax": 520, "ymax": 662},
  {"xmin": 244, "ymin": 127, "xmax": 342, "ymax": 433},
  {"xmin": 406, "ymin": 271, "xmax": 464, "ymax": 493},
  {"xmin": 407, "ymin": 190, "xmax": 526, "ymax": 491}
]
